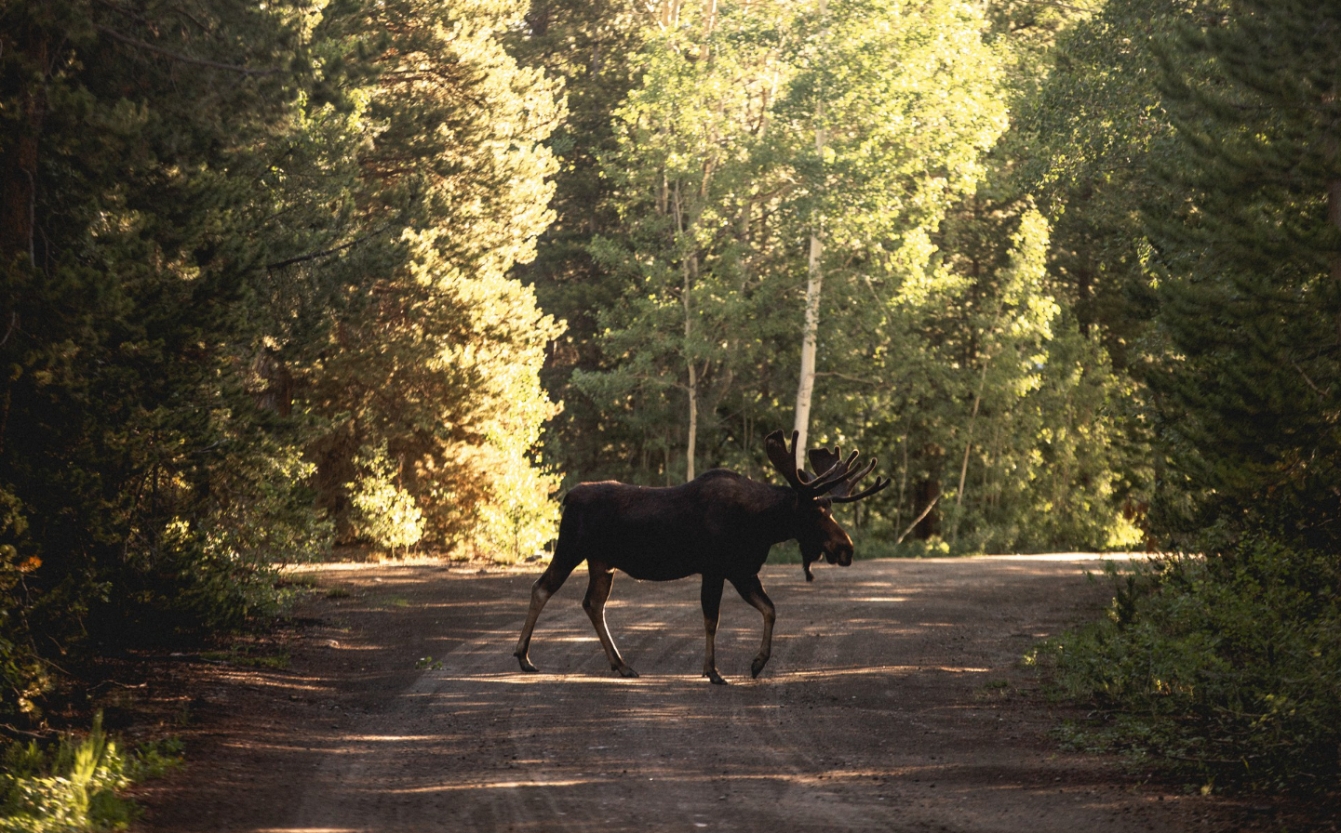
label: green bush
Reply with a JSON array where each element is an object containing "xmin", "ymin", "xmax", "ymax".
[
  {"xmin": 348, "ymin": 442, "xmax": 425, "ymax": 555},
  {"xmin": 0, "ymin": 713, "xmax": 179, "ymax": 832},
  {"xmin": 1037, "ymin": 540, "xmax": 1341, "ymax": 792}
]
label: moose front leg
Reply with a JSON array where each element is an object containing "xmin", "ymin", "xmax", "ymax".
[
  {"xmin": 731, "ymin": 575, "xmax": 776, "ymax": 678},
  {"xmin": 514, "ymin": 556, "xmax": 580, "ymax": 673},
  {"xmin": 583, "ymin": 561, "xmax": 639, "ymax": 678},
  {"xmin": 700, "ymin": 575, "xmax": 727, "ymax": 685}
]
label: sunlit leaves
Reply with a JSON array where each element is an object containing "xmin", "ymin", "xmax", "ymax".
[{"xmin": 304, "ymin": 0, "xmax": 565, "ymax": 556}]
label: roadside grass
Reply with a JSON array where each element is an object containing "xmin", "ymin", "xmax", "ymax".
[{"xmin": 0, "ymin": 714, "xmax": 182, "ymax": 832}]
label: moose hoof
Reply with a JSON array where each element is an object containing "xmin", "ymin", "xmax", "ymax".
[
  {"xmin": 705, "ymin": 670, "xmax": 728, "ymax": 685},
  {"xmin": 517, "ymin": 655, "xmax": 539, "ymax": 673},
  {"xmin": 751, "ymin": 656, "xmax": 769, "ymax": 678},
  {"xmin": 616, "ymin": 665, "xmax": 640, "ymax": 679}
]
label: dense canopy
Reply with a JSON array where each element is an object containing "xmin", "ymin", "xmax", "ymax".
[{"xmin": 1, "ymin": 0, "xmax": 1338, "ymax": 795}]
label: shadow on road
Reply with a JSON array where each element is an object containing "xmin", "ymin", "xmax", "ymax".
[{"xmin": 133, "ymin": 557, "xmax": 1236, "ymax": 833}]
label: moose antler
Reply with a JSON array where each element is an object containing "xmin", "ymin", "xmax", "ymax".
[
  {"xmin": 766, "ymin": 430, "xmax": 842, "ymax": 495},
  {"xmin": 766, "ymin": 430, "xmax": 890, "ymax": 502},
  {"xmin": 830, "ymin": 471, "xmax": 891, "ymax": 503},
  {"xmin": 764, "ymin": 430, "xmax": 805, "ymax": 489},
  {"xmin": 809, "ymin": 445, "xmax": 888, "ymax": 502}
]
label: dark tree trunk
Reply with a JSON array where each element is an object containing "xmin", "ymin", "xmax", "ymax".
[
  {"xmin": 0, "ymin": 29, "xmax": 49, "ymax": 267},
  {"xmin": 914, "ymin": 478, "xmax": 941, "ymax": 540}
]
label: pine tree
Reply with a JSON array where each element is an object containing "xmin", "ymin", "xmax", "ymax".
[
  {"xmin": 506, "ymin": 0, "xmax": 652, "ymax": 482},
  {"xmin": 303, "ymin": 0, "xmax": 565, "ymax": 556},
  {"xmin": 1148, "ymin": 0, "xmax": 1341, "ymax": 549},
  {"xmin": 0, "ymin": 0, "xmax": 338, "ymax": 712}
]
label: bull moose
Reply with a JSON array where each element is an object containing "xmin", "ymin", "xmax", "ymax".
[{"xmin": 512, "ymin": 429, "xmax": 890, "ymax": 684}]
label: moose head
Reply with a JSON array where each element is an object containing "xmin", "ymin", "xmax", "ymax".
[{"xmin": 764, "ymin": 429, "xmax": 891, "ymax": 581}]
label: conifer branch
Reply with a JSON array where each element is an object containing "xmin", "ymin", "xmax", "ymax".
[
  {"xmin": 266, "ymin": 199, "xmax": 411, "ymax": 272},
  {"xmin": 1290, "ymin": 358, "xmax": 1329, "ymax": 398},
  {"xmin": 0, "ymin": 312, "xmax": 18, "ymax": 349},
  {"xmin": 95, "ymin": 25, "xmax": 282, "ymax": 76},
  {"xmin": 265, "ymin": 225, "xmax": 393, "ymax": 272}
]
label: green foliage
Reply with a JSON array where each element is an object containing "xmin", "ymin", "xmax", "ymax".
[
  {"xmin": 0, "ymin": 0, "xmax": 345, "ymax": 712},
  {"xmin": 523, "ymin": 0, "xmax": 1145, "ymax": 557},
  {"xmin": 0, "ymin": 713, "xmax": 180, "ymax": 832},
  {"xmin": 1012, "ymin": 0, "xmax": 1341, "ymax": 797},
  {"xmin": 1040, "ymin": 543, "xmax": 1341, "ymax": 791},
  {"xmin": 474, "ymin": 453, "xmax": 562, "ymax": 562},
  {"xmin": 1144, "ymin": 0, "xmax": 1341, "ymax": 552},
  {"xmin": 897, "ymin": 0, "xmax": 1159, "ymax": 554},
  {"xmin": 348, "ymin": 443, "xmax": 424, "ymax": 554},
  {"xmin": 505, "ymin": 0, "xmax": 654, "ymax": 481},
  {"xmin": 0, "ymin": 0, "xmax": 566, "ymax": 721},
  {"xmin": 577, "ymin": 0, "xmax": 1013, "ymax": 474},
  {"xmin": 303, "ymin": 0, "xmax": 564, "ymax": 558},
  {"xmin": 1023, "ymin": 0, "xmax": 1196, "ymax": 369}
]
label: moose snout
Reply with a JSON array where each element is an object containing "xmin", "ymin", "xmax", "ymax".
[{"xmin": 826, "ymin": 532, "xmax": 854, "ymax": 566}]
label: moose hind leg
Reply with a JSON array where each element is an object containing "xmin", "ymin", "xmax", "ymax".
[
  {"xmin": 513, "ymin": 557, "xmax": 580, "ymax": 673},
  {"xmin": 731, "ymin": 575, "xmax": 776, "ymax": 678},
  {"xmin": 583, "ymin": 561, "xmax": 638, "ymax": 678},
  {"xmin": 701, "ymin": 575, "xmax": 727, "ymax": 685}
]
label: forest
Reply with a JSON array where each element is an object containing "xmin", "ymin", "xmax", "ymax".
[{"xmin": 1, "ymin": 0, "xmax": 1339, "ymax": 801}]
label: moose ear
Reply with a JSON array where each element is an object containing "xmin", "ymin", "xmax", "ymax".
[{"xmin": 808, "ymin": 447, "xmax": 841, "ymax": 478}]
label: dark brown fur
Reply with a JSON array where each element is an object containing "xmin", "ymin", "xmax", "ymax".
[{"xmin": 512, "ymin": 430, "xmax": 888, "ymax": 684}]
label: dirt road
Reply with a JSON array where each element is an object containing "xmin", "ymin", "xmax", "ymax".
[{"xmin": 131, "ymin": 556, "xmax": 1244, "ymax": 832}]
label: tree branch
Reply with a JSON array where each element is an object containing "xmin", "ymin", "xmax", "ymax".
[
  {"xmin": 266, "ymin": 225, "xmax": 394, "ymax": 272},
  {"xmin": 1017, "ymin": 0, "xmax": 1099, "ymax": 14},
  {"xmin": 1291, "ymin": 357, "xmax": 1330, "ymax": 398},
  {"xmin": 95, "ymin": 24, "xmax": 283, "ymax": 76},
  {"xmin": 895, "ymin": 495, "xmax": 940, "ymax": 546},
  {"xmin": 813, "ymin": 370, "xmax": 877, "ymax": 386},
  {"xmin": 0, "ymin": 312, "xmax": 17, "ymax": 349}
]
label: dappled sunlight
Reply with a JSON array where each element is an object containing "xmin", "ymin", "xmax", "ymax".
[
  {"xmin": 156, "ymin": 560, "xmax": 1193, "ymax": 832},
  {"xmin": 389, "ymin": 778, "xmax": 601, "ymax": 794},
  {"xmin": 423, "ymin": 672, "xmax": 680, "ymax": 688},
  {"xmin": 974, "ymin": 553, "xmax": 1140, "ymax": 562},
  {"xmin": 383, "ymin": 765, "xmax": 954, "ymax": 796},
  {"xmin": 777, "ymin": 665, "xmax": 991, "ymax": 680},
  {"xmin": 255, "ymin": 828, "xmax": 363, "ymax": 833},
  {"xmin": 262, "ymin": 683, "xmax": 336, "ymax": 697}
]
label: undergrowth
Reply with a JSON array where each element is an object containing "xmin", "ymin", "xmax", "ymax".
[
  {"xmin": 0, "ymin": 713, "xmax": 181, "ymax": 832},
  {"xmin": 1033, "ymin": 539, "xmax": 1341, "ymax": 793}
]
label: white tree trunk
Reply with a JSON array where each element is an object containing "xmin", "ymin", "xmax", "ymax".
[
  {"xmin": 685, "ymin": 259, "xmax": 698, "ymax": 482},
  {"xmin": 793, "ymin": 230, "xmax": 823, "ymax": 466},
  {"xmin": 674, "ymin": 181, "xmax": 699, "ymax": 482},
  {"xmin": 793, "ymin": 11, "xmax": 827, "ymax": 468}
]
